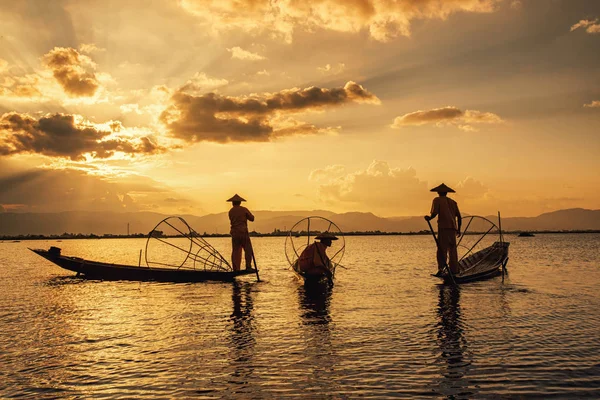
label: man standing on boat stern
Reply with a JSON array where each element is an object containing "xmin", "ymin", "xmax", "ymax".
[
  {"xmin": 425, "ymin": 183, "xmax": 462, "ymax": 276},
  {"xmin": 227, "ymin": 194, "xmax": 255, "ymax": 271}
]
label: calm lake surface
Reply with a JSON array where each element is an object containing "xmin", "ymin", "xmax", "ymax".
[{"xmin": 1, "ymin": 234, "xmax": 599, "ymax": 399}]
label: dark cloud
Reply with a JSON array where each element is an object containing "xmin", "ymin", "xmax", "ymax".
[
  {"xmin": 160, "ymin": 81, "xmax": 379, "ymax": 143},
  {"xmin": 0, "ymin": 112, "xmax": 164, "ymax": 160},
  {"xmin": 42, "ymin": 47, "xmax": 99, "ymax": 97},
  {"xmin": 0, "ymin": 168, "xmax": 148, "ymax": 213}
]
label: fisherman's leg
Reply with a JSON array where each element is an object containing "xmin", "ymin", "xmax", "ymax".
[
  {"xmin": 448, "ymin": 231, "xmax": 459, "ymax": 273},
  {"xmin": 243, "ymin": 235, "xmax": 253, "ymax": 270},
  {"xmin": 231, "ymin": 237, "xmax": 242, "ymax": 271},
  {"xmin": 437, "ymin": 230, "xmax": 448, "ymax": 271}
]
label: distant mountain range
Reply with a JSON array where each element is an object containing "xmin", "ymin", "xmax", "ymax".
[{"xmin": 1, "ymin": 208, "xmax": 599, "ymax": 236}]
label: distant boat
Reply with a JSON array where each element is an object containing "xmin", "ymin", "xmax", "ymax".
[
  {"xmin": 30, "ymin": 216, "xmax": 259, "ymax": 283},
  {"xmin": 518, "ymin": 232, "xmax": 535, "ymax": 237}
]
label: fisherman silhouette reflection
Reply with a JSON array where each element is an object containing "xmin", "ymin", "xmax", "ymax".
[
  {"xmin": 299, "ymin": 280, "xmax": 332, "ymax": 325},
  {"xmin": 229, "ymin": 281, "xmax": 256, "ymax": 363},
  {"xmin": 436, "ymin": 285, "xmax": 474, "ymax": 398},
  {"xmin": 297, "ymin": 280, "xmax": 337, "ymax": 394}
]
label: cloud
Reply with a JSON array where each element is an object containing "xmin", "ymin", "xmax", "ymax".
[
  {"xmin": 311, "ymin": 161, "xmax": 570, "ymax": 217},
  {"xmin": 0, "ymin": 166, "xmax": 193, "ymax": 213},
  {"xmin": 160, "ymin": 81, "xmax": 379, "ymax": 143},
  {"xmin": 179, "ymin": 72, "xmax": 229, "ymax": 94},
  {"xmin": 0, "ymin": 59, "xmax": 43, "ymax": 99},
  {"xmin": 79, "ymin": 43, "xmax": 106, "ymax": 53},
  {"xmin": 317, "ymin": 63, "xmax": 346, "ymax": 75},
  {"xmin": 584, "ymin": 100, "xmax": 600, "ymax": 108},
  {"xmin": 0, "ymin": 112, "xmax": 164, "ymax": 161},
  {"xmin": 228, "ymin": 47, "xmax": 266, "ymax": 61},
  {"xmin": 309, "ymin": 164, "xmax": 346, "ymax": 181},
  {"xmin": 391, "ymin": 106, "xmax": 503, "ymax": 131},
  {"xmin": 180, "ymin": 0, "xmax": 502, "ymax": 43},
  {"xmin": 570, "ymin": 18, "xmax": 600, "ymax": 34},
  {"xmin": 315, "ymin": 160, "xmax": 431, "ymax": 214},
  {"xmin": 42, "ymin": 47, "xmax": 100, "ymax": 97},
  {"xmin": 455, "ymin": 177, "xmax": 489, "ymax": 199}
]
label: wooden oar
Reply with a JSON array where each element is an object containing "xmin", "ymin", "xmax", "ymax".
[{"xmin": 425, "ymin": 217, "xmax": 456, "ymax": 285}]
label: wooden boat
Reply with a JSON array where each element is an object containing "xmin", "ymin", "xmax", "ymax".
[
  {"xmin": 30, "ymin": 216, "xmax": 259, "ymax": 283},
  {"xmin": 430, "ymin": 214, "xmax": 510, "ymax": 284},
  {"xmin": 285, "ymin": 216, "xmax": 345, "ymax": 285},
  {"xmin": 440, "ymin": 241, "xmax": 509, "ymax": 284},
  {"xmin": 30, "ymin": 247, "xmax": 257, "ymax": 282}
]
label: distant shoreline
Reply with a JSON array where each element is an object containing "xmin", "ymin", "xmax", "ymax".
[{"xmin": 2, "ymin": 230, "xmax": 599, "ymax": 241}]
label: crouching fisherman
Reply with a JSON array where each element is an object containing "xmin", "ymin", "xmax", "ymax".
[{"xmin": 297, "ymin": 232, "xmax": 338, "ymax": 285}]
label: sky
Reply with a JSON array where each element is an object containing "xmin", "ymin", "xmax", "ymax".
[{"xmin": 0, "ymin": 0, "xmax": 599, "ymax": 218}]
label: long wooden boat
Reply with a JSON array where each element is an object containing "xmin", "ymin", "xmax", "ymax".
[
  {"xmin": 29, "ymin": 216, "xmax": 260, "ymax": 283},
  {"xmin": 440, "ymin": 241, "xmax": 509, "ymax": 284},
  {"xmin": 30, "ymin": 247, "xmax": 257, "ymax": 282}
]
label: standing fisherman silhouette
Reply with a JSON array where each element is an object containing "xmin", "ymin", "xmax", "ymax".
[
  {"xmin": 227, "ymin": 194, "xmax": 255, "ymax": 271},
  {"xmin": 425, "ymin": 183, "xmax": 462, "ymax": 277}
]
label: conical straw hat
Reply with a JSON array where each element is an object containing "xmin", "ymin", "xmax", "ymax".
[
  {"xmin": 430, "ymin": 183, "xmax": 455, "ymax": 193},
  {"xmin": 315, "ymin": 232, "xmax": 339, "ymax": 241},
  {"xmin": 226, "ymin": 194, "xmax": 246, "ymax": 202}
]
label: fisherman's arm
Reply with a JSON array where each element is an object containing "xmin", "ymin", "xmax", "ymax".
[
  {"xmin": 246, "ymin": 209, "xmax": 255, "ymax": 222},
  {"xmin": 425, "ymin": 199, "xmax": 439, "ymax": 221}
]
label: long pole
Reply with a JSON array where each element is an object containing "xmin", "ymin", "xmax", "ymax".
[
  {"xmin": 426, "ymin": 218, "xmax": 456, "ymax": 285},
  {"xmin": 248, "ymin": 236, "xmax": 260, "ymax": 282}
]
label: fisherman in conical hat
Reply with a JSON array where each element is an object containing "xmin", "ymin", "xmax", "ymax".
[
  {"xmin": 227, "ymin": 194, "xmax": 255, "ymax": 271},
  {"xmin": 297, "ymin": 232, "xmax": 338, "ymax": 285},
  {"xmin": 425, "ymin": 183, "xmax": 462, "ymax": 276}
]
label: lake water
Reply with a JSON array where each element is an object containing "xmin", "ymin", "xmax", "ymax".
[{"xmin": 1, "ymin": 234, "xmax": 599, "ymax": 398}]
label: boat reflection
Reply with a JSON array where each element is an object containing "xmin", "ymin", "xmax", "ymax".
[{"xmin": 435, "ymin": 285, "xmax": 475, "ymax": 399}]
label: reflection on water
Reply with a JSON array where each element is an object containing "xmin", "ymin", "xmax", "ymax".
[
  {"xmin": 436, "ymin": 285, "xmax": 474, "ymax": 399},
  {"xmin": 297, "ymin": 281, "xmax": 338, "ymax": 397},
  {"xmin": 299, "ymin": 281, "xmax": 332, "ymax": 325},
  {"xmin": 2, "ymin": 235, "xmax": 600, "ymax": 398},
  {"xmin": 229, "ymin": 281, "xmax": 256, "ymax": 384}
]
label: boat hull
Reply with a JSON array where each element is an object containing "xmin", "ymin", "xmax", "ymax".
[
  {"xmin": 439, "ymin": 241, "xmax": 510, "ymax": 284},
  {"xmin": 30, "ymin": 248, "xmax": 256, "ymax": 283}
]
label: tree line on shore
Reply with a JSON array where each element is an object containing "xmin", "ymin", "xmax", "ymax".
[{"xmin": 1, "ymin": 229, "xmax": 599, "ymax": 241}]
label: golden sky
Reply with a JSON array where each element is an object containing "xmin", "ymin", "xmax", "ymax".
[{"xmin": 0, "ymin": 0, "xmax": 599, "ymax": 217}]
